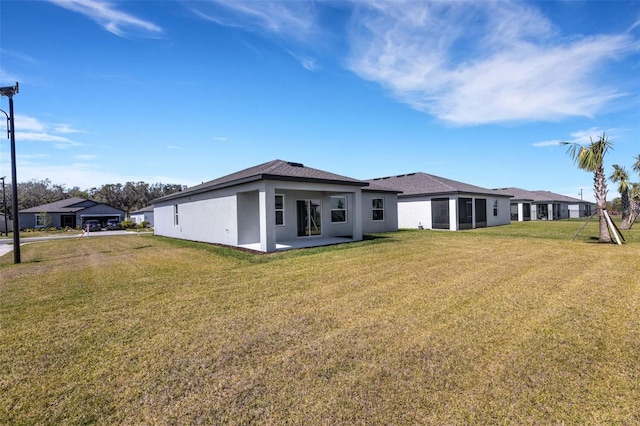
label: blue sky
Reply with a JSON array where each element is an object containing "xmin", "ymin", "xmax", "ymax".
[{"xmin": 1, "ymin": 0, "xmax": 639, "ymax": 202}]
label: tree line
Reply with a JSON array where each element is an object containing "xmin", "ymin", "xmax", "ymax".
[{"xmin": 0, "ymin": 179, "xmax": 185, "ymax": 219}]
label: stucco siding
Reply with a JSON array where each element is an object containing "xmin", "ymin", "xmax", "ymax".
[
  {"xmin": 398, "ymin": 197, "xmax": 432, "ymax": 229},
  {"xmin": 398, "ymin": 195, "xmax": 510, "ymax": 230},
  {"xmin": 487, "ymin": 197, "xmax": 511, "ymax": 227},
  {"xmin": 154, "ymin": 188, "xmax": 239, "ymax": 246},
  {"xmin": 361, "ymin": 192, "xmax": 399, "ymax": 233},
  {"xmin": 154, "ymin": 178, "xmax": 365, "ymax": 251}
]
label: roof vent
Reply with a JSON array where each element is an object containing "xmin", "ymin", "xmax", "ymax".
[{"xmin": 288, "ymin": 162, "xmax": 304, "ymax": 168}]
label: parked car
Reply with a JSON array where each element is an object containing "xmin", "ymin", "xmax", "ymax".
[
  {"xmin": 84, "ymin": 220, "xmax": 102, "ymax": 232},
  {"xmin": 106, "ymin": 219, "xmax": 122, "ymax": 230}
]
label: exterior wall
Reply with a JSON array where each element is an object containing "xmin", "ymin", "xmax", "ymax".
[
  {"xmin": 0, "ymin": 217, "xmax": 11, "ymax": 233},
  {"xmin": 398, "ymin": 197, "xmax": 432, "ymax": 229},
  {"xmin": 20, "ymin": 212, "xmax": 64, "ymax": 229},
  {"xmin": 19, "ymin": 213, "xmax": 38, "ymax": 229},
  {"xmin": 131, "ymin": 211, "xmax": 154, "ymax": 226},
  {"xmin": 154, "ymin": 179, "xmax": 364, "ymax": 252},
  {"xmin": 19, "ymin": 204, "xmax": 124, "ymax": 229},
  {"xmin": 569, "ymin": 203, "xmax": 593, "ymax": 219},
  {"xmin": 398, "ymin": 194, "xmax": 510, "ymax": 230},
  {"xmin": 271, "ymin": 181, "xmax": 363, "ymax": 242},
  {"xmin": 361, "ymin": 192, "xmax": 399, "ymax": 233},
  {"xmin": 154, "ymin": 185, "xmax": 241, "ymax": 247},
  {"xmin": 487, "ymin": 196, "xmax": 511, "ymax": 227}
]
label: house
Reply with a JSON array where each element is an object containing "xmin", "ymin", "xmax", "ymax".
[
  {"xmin": 492, "ymin": 187, "xmax": 594, "ymax": 221},
  {"xmin": 130, "ymin": 205, "xmax": 154, "ymax": 227},
  {"xmin": 18, "ymin": 197, "xmax": 125, "ymax": 230},
  {"xmin": 152, "ymin": 160, "xmax": 399, "ymax": 252},
  {"xmin": 0, "ymin": 216, "xmax": 12, "ymax": 234},
  {"xmin": 366, "ymin": 172, "xmax": 512, "ymax": 230}
]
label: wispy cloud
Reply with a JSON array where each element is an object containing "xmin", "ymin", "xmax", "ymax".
[
  {"xmin": 287, "ymin": 50, "xmax": 319, "ymax": 71},
  {"xmin": 187, "ymin": 1, "xmax": 638, "ymax": 126},
  {"xmin": 212, "ymin": 136, "xmax": 228, "ymax": 142},
  {"xmin": 166, "ymin": 145, "xmax": 182, "ymax": 150},
  {"xmin": 9, "ymin": 114, "xmax": 84, "ymax": 149},
  {"xmin": 532, "ymin": 127, "xmax": 614, "ymax": 147},
  {"xmin": 48, "ymin": 0, "xmax": 162, "ymax": 37},
  {"xmin": 187, "ymin": 0, "xmax": 318, "ymax": 42},
  {"xmin": 347, "ymin": 1, "xmax": 638, "ymax": 125}
]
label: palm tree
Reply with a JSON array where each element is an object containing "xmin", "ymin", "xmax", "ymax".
[
  {"xmin": 631, "ymin": 154, "xmax": 640, "ymax": 227},
  {"xmin": 610, "ymin": 164, "xmax": 631, "ymax": 229},
  {"xmin": 562, "ymin": 133, "xmax": 613, "ymax": 243}
]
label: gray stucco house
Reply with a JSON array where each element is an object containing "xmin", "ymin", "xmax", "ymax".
[
  {"xmin": 366, "ymin": 172, "xmax": 512, "ymax": 230},
  {"xmin": 18, "ymin": 197, "xmax": 125, "ymax": 230},
  {"xmin": 130, "ymin": 205, "xmax": 154, "ymax": 227},
  {"xmin": 153, "ymin": 159, "xmax": 399, "ymax": 252},
  {"xmin": 492, "ymin": 187, "xmax": 594, "ymax": 221}
]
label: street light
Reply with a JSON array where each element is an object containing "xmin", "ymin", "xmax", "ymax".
[{"xmin": 0, "ymin": 82, "xmax": 20, "ymax": 263}]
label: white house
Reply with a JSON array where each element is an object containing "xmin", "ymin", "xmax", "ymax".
[
  {"xmin": 130, "ymin": 205, "xmax": 154, "ymax": 227},
  {"xmin": 366, "ymin": 172, "xmax": 512, "ymax": 230},
  {"xmin": 153, "ymin": 160, "xmax": 399, "ymax": 252},
  {"xmin": 492, "ymin": 187, "xmax": 594, "ymax": 221}
]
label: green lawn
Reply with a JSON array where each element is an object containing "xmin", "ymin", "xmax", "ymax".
[{"xmin": 1, "ymin": 221, "xmax": 639, "ymax": 424}]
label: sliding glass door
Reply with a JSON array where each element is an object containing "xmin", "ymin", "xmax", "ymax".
[{"xmin": 297, "ymin": 199, "xmax": 322, "ymax": 237}]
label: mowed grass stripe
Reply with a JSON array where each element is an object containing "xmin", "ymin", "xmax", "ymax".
[{"xmin": 1, "ymin": 223, "xmax": 639, "ymax": 424}]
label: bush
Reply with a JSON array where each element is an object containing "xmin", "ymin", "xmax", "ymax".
[{"xmin": 120, "ymin": 220, "xmax": 137, "ymax": 229}]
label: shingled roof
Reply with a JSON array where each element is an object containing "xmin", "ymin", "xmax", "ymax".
[
  {"xmin": 492, "ymin": 187, "xmax": 589, "ymax": 203},
  {"xmin": 19, "ymin": 197, "xmax": 94, "ymax": 213},
  {"xmin": 154, "ymin": 159, "xmax": 369, "ymax": 203},
  {"xmin": 366, "ymin": 172, "xmax": 507, "ymax": 198}
]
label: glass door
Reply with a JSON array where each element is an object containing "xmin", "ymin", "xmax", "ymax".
[{"xmin": 297, "ymin": 199, "xmax": 321, "ymax": 237}]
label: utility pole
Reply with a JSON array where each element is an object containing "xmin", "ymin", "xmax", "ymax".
[
  {"xmin": 1, "ymin": 176, "xmax": 7, "ymax": 236},
  {"xmin": 0, "ymin": 82, "xmax": 20, "ymax": 263}
]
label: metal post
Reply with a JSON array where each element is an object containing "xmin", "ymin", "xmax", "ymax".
[
  {"xmin": 1, "ymin": 176, "xmax": 7, "ymax": 236},
  {"xmin": 1, "ymin": 83, "xmax": 20, "ymax": 263}
]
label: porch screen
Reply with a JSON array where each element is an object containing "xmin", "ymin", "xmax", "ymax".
[{"xmin": 431, "ymin": 198, "xmax": 450, "ymax": 230}]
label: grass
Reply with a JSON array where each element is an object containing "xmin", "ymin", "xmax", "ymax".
[{"xmin": 1, "ymin": 221, "xmax": 639, "ymax": 424}]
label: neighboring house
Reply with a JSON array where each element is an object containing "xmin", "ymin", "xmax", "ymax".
[
  {"xmin": 366, "ymin": 172, "xmax": 512, "ymax": 230},
  {"xmin": 1, "ymin": 217, "xmax": 12, "ymax": 234},
  {"xmin": 18, "ymin": 197, "xmax": 125, "ymax": 230},
  {"xmin": 130, "ymin": 205, "xmax": 154, "ymax": 227},
  {"xmin": 152, "ymin": 159, "xmax": 399, "ymax": 253},
  {"xmin": 492, "ymin": 187, "xmax": 594, "ymax": 221}
]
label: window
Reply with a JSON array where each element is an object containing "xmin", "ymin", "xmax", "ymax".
[
  {"xmin": 35, "ymin": 213, "xmax": 51, "ymax": 228},
  {"xmin": 174, "ymin": 204, "xmax": 179, "ymax": 226},
  {"xmin": 493, "ymin": 200, "xmax": 498, "ymax": 217},
  {"xmin": 275, "ymin": 194, "xmax": 284, "ymax": 226},
  {"xmin": 372, "ymin": 198, "xmax": 384, "ymax": 221},
  {"xmin": 330, "ymin": 196, "xmax": 347, "ymax": 223}
]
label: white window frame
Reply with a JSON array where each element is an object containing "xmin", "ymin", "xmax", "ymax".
[
  {"xmin": 330, "ymin": 196, "xmax": 347, "ymax": 223},
  {"xmin": 493, "ymin": 200, "xmax": 498, "ymax": 217},
  {"xmin": 35, "ymin": 213, "xmax": 48, "ymax": 228},
  {"xmin": 372, "ymin": 198, "xmax": 384, "ymax": 221},
  {"xmin": 174, "ymin": 204, "xmax": 179, "ymax": 226},
  {"xmin": 275, "ymin": 194, "xmax": 285, "ymax": 226}
]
